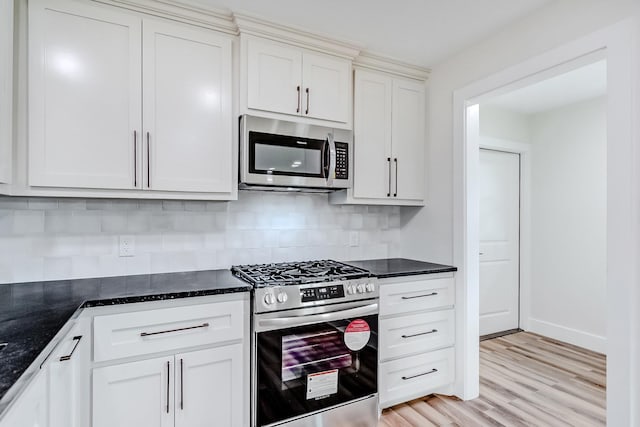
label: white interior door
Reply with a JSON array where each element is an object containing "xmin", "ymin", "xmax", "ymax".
[{"xmin": 479, "ymin": 149, "xmax": 520, "ymax": 336}]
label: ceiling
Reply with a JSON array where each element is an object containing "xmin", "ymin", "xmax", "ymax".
[
  {"xmin": 191, "ymin": 0, "xmax": 554, "ymax": 68},
  {"xmin": 482, "ymin": 60, "xmax": 607, "ymax": 114}
]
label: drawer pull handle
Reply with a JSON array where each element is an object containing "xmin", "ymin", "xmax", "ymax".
[
  {"xmin": 140, "ymin": 322, "xmax": 210, "ymax": 337},
  {"xmin": 59, "ymin": 335, "xmax": 83, "ymax": 362},
  {"xmin": 166, "ymin": 361, "xmax": 170, "ymax": 414},
  {"xmin": 402, "ymin": 329, "xmax": 438, "ymax": 339},
  {"xmin": 401, "ymin": 292, "xmax": 438, "ymax": 300},
  {"xmin": 402, "ymin": 368, "xmax": 438, "ymax": 380}
]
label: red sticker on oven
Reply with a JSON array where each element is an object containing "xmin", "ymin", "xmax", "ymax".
[{"xmin": 344, "ymin": 319, "xmax": 371, "ymax": 351}]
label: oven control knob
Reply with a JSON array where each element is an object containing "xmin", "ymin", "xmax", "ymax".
[
  {"xmin": 366, "ymin": 283, "xmax": 375, "ymax": 293},
  {"xmin": 264, "ymin": 293, "xmax": 276, "ymax": 305},
  {"xmin": 277, "ymin": 292, "xmax": 288, "ymax": 303},
  {"xmin": 356, "ymin": 284, "xmax": 366, "ymax": 294},
  {"xmin": 346, "ymin": 284, "xmax": 356, "ymax": 295}
]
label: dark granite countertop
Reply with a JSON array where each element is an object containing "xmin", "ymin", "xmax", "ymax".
[
  {"xmin": 345, "ymin": 258, "xmax": 457, "ymax": 278},
  {"xmin": 0, "ymin": 270, "xmax": 250, "ymax": 404}
]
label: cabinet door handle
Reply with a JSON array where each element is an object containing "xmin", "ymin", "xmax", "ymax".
[
  {"xmin": 166, "ymin": 361, "xmax": 170, "ymax": 414},
  {"xmin": 140, "ymin": 322, "xmax": 210, "ymax": 337},
  {"xmin": 394, "ymin": 157, "xmax": 398, "ymax": 197},
  {"xmin": 402, "ymin": 368, "xmax": 438, "ymax": 380},
  {"xmin": 387, "ymin": 157, "xmax": 391, "ymax": 197},
  {"xmin": 180, "ymin": 358, "xmax": 184, "ymax": 410},
  {"xmin": 401, "ymin": 329, "xmax": 438, "ymax": 339},
  {"xmin": 305, "ymin": 87, "xmax": 310, "ymax": 115},
  {"xmin": 133, "ymin": 131, "xmax": 137, "ymax": 187},
  {"xmin": 296, "ymin": 86, "xmax": 301, "ymax": 113},
  {"xmin": 146, "ymin": 132, "xmax": 151, "ymax": 188},
  {"xmin": 401, "ymin": 292, "xmax": 438, "ymax": 300},
  {"xmin": 59, "ymin": 335, "xmax": 82, "ymax": 362}
]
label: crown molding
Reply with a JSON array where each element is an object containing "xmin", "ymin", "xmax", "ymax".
[
  {"xmin": 354, "ymin": 52, "xmax": 431, "ymax": 81},
  {"xmin": 94, "ymin": 0, "xmax": 237, "ymax": 34},
  {"xmin": 233, "ymin": 12, "xmax": 362, "ymax": 59}
]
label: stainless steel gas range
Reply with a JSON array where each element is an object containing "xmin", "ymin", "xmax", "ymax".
[{"xmin": 231, "ymin": 260, "xmax": 379, "ymax": 427}]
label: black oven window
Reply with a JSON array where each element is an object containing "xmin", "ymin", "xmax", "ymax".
[{"xmin": 256, "ymin": 316, "xmax": 378, "ymax": 426}]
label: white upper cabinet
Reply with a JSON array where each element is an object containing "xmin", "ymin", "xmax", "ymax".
[
  {"xmin": 352, "ymin": 70, "xmax": 392, "ymax": 199},
  {"xmin": 247, "ymin": 38, "xmax": 302, "ymax": 116},
  {"xmin": 244, "ymin": 36, "xmax": 352, "ymax": 125},
  {"xmin": 0, "ymin": 0, "xmax": 13, "ymax": 185},
  {"xmin": 301, "ymin": 52, "xmax": 351, "ymax": 123},
  {"xmin": 391, "ymin": 78, "xmax": 425, "ymax": 201},
  {"xmin": 331, "ymin": 68, "xmax": 426, "ymax": 205},
  {"xmin": 142, "ymin": 20, "xmax": 232, "ymax": 194},
  {"xmin": 28, "ymin": 0, "xmax": 142, "ymax": 190},
  {"xmin": 26, "ymin": 0, "xmax": 235, "ymax": 199}
]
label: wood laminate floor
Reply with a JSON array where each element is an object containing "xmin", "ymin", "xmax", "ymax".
[{"xmin": 379, "ymin": 332, "xmax": 606, "ymax": 426}]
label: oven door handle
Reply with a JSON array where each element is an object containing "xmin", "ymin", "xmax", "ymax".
[{"xmin": 258, "ymin": 303, "xmax": 378, "ymax": 329}]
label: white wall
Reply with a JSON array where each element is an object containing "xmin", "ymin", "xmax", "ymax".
[
  {"xmin": 399, "ymin": 0, "xmax": 639, "ymax": 424},
  {"xmin": 528, "ymin": 97, "xmax": 607, "ymax": 352},
  {"xmin": 0, "ymin": 192, "xmax": 401, "ymax": 284},
  {"xmin": 479, "ymin": 106, "xmax": 530, "ymax": 143}
]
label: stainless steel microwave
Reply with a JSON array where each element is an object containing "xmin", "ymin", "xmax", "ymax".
[{"xmin": 239, "ymin": 115, "xmax": 353, "ymax": 192}]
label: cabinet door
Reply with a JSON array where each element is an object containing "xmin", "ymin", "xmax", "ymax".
[
  {"xmin": 302, "ymin": 52, "xmax": 351, "ymax": 123},
  {"xmin": 391, "ymin": 78, "xmax": 425, "ymax": 201},
  {"xmin": 28, "ymin": 0, "xmax": 142, "ymax": 189},
  {"xmin": 93, "ymin": 356, "xmax": 174, "ymax": 427},
  {"xmin": 143, "ymin": 20, "xmax": 232, "ymax": 193},
  {"xmin": 247, "ymin": 38, "xmax": 302, "ymax": 116},
  {"xmin": 175, "ymin": 344, "xmax": 244, "ymax": 427},
  {"xmin": 353, "ymin": 69, "xmax": 392, "ymax": 199},
  {"xmin": 0, "ymin": 369, "xmax": 48, "ymax": 427},
  {"xmin": 49, "ymin": 332, "xmax": 87, "ymax": 427},
  {"xmin": 0, "ymin": 0, "xmax": 12, "ymax": 184}
]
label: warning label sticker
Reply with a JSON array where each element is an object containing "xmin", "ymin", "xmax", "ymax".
[
  {"xmin": 307, "ymin": 369, "xmax": 338, "ymax": 400},
  {"xmin": 344, "ymin": 319, "xmax": 371, "ymax": 351}
]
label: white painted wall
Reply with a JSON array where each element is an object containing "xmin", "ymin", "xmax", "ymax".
[
  {"xmin": 479, "ymin": 106, "xmax": 530, "ymax": 143},
  {"xmin": 0, "ymin": 192, "xmax": 401, "ymax": 284},
  {"xmin": 398, "ymin": 0, "xmax": 639, "ymax": 424},
  {"xmin": 527, "ymin": 97, "xmax": 607, "ymax": 351}
]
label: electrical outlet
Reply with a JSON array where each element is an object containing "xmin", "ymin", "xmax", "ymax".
[
  {"xmin": 349, "ymin": 231, "xmax": 359, "ymax": 247},
  {"xmin": 119, "ymin": 235, "xmax": 135, "ymax": 257}
]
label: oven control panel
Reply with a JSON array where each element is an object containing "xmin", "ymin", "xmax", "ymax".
[
  {"xmin": 301, "ymin": 285, "xmax": 345, "ymax": 302},
  {"xmin": 335, "ymin": 142, "xmax": 349, "ymax": 180},
  {"xmin": 255, "ymin": 279, "xmax": 378, "ymax": 313}
]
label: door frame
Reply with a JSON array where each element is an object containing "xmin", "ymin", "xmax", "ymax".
[
  {"xmin": 478, "ymin": 141, "xmax": 531, "ymax": 333},
  {"xmin": 452, "ymin": 18, "xmax": 638, "ymax": 426}
]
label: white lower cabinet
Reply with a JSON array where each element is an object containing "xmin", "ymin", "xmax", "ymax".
[
  {"xmin": 175, "ymin": 345, "xmax": 243, "ymax": 427},
  {"xmin": 379, "ymin": 273, "xmax": 456, "ymax": 409},
  {"xmin": 0, "ymin": 369, "xmax": 48, "ymax": 427},
  {"xmin": 91, "ymin": 295, "xmax": 248, "ymax": 427},
  {"xmin": 93, "ymin": 356, "xmax": 174, "ymax": 427}
]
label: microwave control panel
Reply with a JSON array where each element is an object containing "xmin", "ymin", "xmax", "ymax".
[{"xmin": 335, "ymin": 142, "xmax": 349, "ymax": 179}]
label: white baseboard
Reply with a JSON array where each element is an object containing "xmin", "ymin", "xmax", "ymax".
[{"xmin": 527, "ymin": 318, "xmax": 606, "ymax": 354}]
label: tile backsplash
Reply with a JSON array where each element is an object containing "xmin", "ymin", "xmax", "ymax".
[{"xmin": 0, "ymin": 192, "xmax": 401, "ymax": 284}]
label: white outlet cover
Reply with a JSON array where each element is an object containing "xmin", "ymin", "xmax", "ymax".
[{"xmin": 119, "ymin": 235, "xmax": 135, "ymax": 257}]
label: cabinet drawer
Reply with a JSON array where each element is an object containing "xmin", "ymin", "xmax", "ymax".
[
  {"xmin": 380, "ymin": 309, "xmax": 454, "ymax": 361},
  {"xmin": 380, "ymin": 277, "xmax": 454, "ymax": 316},
  {"xmin": 93, "ymin": 300, "xmax": 244, "ymax": 362},
  {"xmin": 379, "ymin": 347, "xmax": 454, "ymax": 408}
]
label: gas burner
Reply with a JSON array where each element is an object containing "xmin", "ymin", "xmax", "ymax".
[{"xmin": 231, "ymin": 260, "xmax": 371, "ymax": 287}]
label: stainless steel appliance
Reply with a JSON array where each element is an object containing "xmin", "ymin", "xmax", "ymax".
[
  {"xmin": 231, "ymin": 260, "xmax": 379, "ymax": 427},
  {"xmin": 239, "ymin": 115, "xmax": 353, "ymax": 192}
]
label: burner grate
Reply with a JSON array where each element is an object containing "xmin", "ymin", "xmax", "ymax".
[{"xmin": 231, "ymin": 260, "xmax": 370, "ymax": 287}]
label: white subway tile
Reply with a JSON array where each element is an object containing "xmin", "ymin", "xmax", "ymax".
[
  {"xmin": 86, "ymin": 199, "xmax": 112, "ymax": 210},
  {"xmin": 13, "ymin": 211, "xmax": 45, "ymax": 234},
  {"xmin": 136, "ymin": 234, "xmax": 163, "ymax": 253},
  {"xmin": 9, "ymin": 257, "xmax": 44, "ymax": 283},
  {"xmin": 101, "ymin": 213, "xmax": 128, "ymax": 233},
  {"xmin": 71, "ymin": 211, "xmax": 101, "ymax": 233},
  {"xmin": 44, "ymin": 257, "xmax": 72, "ymax": 280},
  {"xmin": 0, "ymin": 197, "xmax": 28, "ymax": 210},
  {"xmin": 126, "ymin": 212, "xmax": 150, "ymax": 233},
  {"xmin": 205, "ymin": 201, "xmax": 227, "ymax": 212},
  {"xmin": 349, "ymin": 214, "xmax": 364, "ymax": 230},
  {"xmin": 28, "ymin": 198, "xmax": 58, "ymax": 210},
  {"xmin": 150, "ymin": 214, "xmax": 174, "ymax": 232},
  {"xmin": 184, "ymin": 201, "xmax": 206, "ymax": 212},
  {"xmin": 71, "ymin": 256, "xmax": 101, "ymax": 278},
  {"xmin": 204, "ymin": 232, "xmax": 225, "ymax": 250},
  {"xmin": 162, "ymin": 201, "xmax": 184, "ymax": 211},
  {"xmin": 195, "ymin": 250, "xmax": 217, "ymax": 270},
  {"xmin": 57, "ymin": 200, "xmax": 86, "ymax": 210},
  {"xmin": 84, "ymin": 235, "xmax": 116, "ymax": 256},
  {"xmin": 98, "ymin": 255, "xmax": 127, "ymax": 277},
  {"xmin": 138, "ymin": 200, "xmax": 163, "ymax": 211},
  {"xmin": 0, "ymin": 210, "xmax": 13, "ymax": 234},
  {"xmin": 125, "ymin": 253, "xmax": 151, "ymax": 275}
]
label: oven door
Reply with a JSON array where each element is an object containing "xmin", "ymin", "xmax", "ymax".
[{"xmin": 253, "ymin": 301, "xmax": 378, "ymax": 427}]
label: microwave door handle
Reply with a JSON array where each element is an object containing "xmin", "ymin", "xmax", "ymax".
[{"xmin": 326, "ymin": 133, "xmax": 336, "ymax": 187}]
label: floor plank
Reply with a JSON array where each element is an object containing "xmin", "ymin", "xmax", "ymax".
[{"xmin": 379, "ymin": 332, "xmax": 606, "ymax": 426}]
